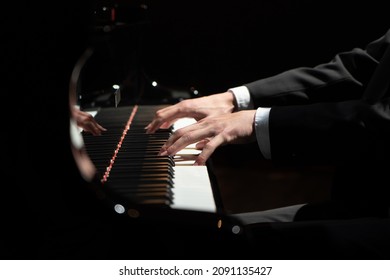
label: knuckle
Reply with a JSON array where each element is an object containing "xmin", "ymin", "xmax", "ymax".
[
  {"xmin": 155, "ymin": 111, "xmax": 164, "ymax": 121},
  {"xmin": 196, "ymin": 154, "xmax": 208, "ymax": 165},
  {"xmin": 181, "ymin": 132, "xmax": 194, "ymax": 143}
]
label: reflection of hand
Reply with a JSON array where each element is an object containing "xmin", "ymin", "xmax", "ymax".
[
  {"xmin": 72, "ymin": 107, "xmax": 107, "ymax": 136},
  {"xmin": 159, "ymin": 110, "xmax": 257, "ymax": 165},
  {"xmin": 145, "ymin": 92, "xmax": 236, "ymax": 133}
]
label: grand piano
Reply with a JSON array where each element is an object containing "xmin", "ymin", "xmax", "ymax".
[{"xmin": 67, "ymin": 0, "xmax": 249, "ymax": 259}]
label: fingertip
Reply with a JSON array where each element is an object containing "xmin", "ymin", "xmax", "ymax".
[
  {"xmin": 144, "ymin": 124, "xmax": 155, "ymax": 134},
  {"xmin": 159, "ymin": 150, "xmax": 168, "ymax": 156}
]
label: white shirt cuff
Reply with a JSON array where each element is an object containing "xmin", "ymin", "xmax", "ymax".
[
  {"xmin": 254, "ymin": 107, "xmax": 271, "ymax": 159},
  {"xmin": 228, "ymin": 86, "xmax": 254, "ymax": 110}
]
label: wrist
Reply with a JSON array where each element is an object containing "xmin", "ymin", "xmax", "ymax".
[
  {"xmin": 228, "ymin": 86, "xmax": 252, "ymax": 110},
  {"xmin": 224, "ymin": 91, "xmax": 238, "ymax": 112}
]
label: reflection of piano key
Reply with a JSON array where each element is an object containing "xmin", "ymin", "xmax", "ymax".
[{"xmin": 81, "ymin": 106, "xmax": 218, "ymax": 213}]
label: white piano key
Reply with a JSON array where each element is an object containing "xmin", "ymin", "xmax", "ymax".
[
  {"xmin": 174, "ymin": 146, "xmax": 201, "ymax": 166},
  {"xmin": 172, "ymin": 117, "xmax": 196, "ymax": 131},
  {"xmin": 171, "ymin": 166, "xmax": 216, "ymax": 213},
  {"xmin": 173, "ymin": 118, "xmax": 200, "ymax": 165},
  {"xmin": 170, "ymin": 117, "xmax": 217, "ymax": 212}
]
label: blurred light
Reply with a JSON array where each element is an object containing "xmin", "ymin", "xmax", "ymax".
[
  {"xmin": 217, "ymin": 219, "xmax": 222, "ymax": 229},
  {"xmin": 112, "ymin": 84, "xmax": 120, "ymax": 90},
  {"xmin": 114, "ymin": 204, "xmax": 125, "ymax": 214},
  {"xmin": 152, "ymin": 81, "xmax": 158, "ymax": 87},
  {"xmin": 232, "ymin": 225, "xmax": 241, "ymax": 234},
  {"xmin": 103, "ymin": 25, "xmax": 112, "ymax": 32}
]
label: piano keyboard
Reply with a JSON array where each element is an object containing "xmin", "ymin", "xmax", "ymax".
[{"xmin": 81, "ymin": 105, "xmax": 219, "ymax": 213}]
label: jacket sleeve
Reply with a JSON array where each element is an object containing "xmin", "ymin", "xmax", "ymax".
[
  {"xmin": 249, "ymin": 29, "xmax": 390, "ymax": 164},
  {"xmin": 244, "ymin": 29, "xmax": 390, "ymax": 108}
]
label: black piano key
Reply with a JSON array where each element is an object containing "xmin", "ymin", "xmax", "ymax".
[
  {"xmin": 108, "ymin": 185, "xmax": 173, "ymax": 204},
  {"xmin": 108, "ymin": 174, "xmax": 174, "ymax": 182},
  {"xmin": 110, "ymin": 166, "xmax": 175, "ymax": 178},
  {"xmin": 107, "ymin": 183, "xmax": 173, "ymax": 193},
  {"xmin": 108, "ymin": 175, "xmax": 174, "ymax": 184},
  {"xmin": 82, "ymin": 105, "xmax": 178, "ymax": 207}
]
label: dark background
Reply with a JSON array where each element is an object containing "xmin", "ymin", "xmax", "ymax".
[{"xmin": 140, "ymin": 0, "xmax": 389, "ymax": 94}]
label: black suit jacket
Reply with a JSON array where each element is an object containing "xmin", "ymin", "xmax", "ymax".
[{"xmin": 245, "ymin": 28, "xmax": 390, "ymax": 164}]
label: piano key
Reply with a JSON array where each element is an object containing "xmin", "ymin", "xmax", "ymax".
[{"xmin": 170, "ymin": 166, "xmax": 216, "ymax": 212}]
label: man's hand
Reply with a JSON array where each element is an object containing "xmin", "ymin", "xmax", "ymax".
[
  {"xmin": 145, "ymin": 92, "xmax": 236, "ymax": 133},
  {"xmin": 72, "ymin": 107, "xmax": 107, "ymax": 136},
  {"xmin": 159, "ymin": 110, "xmax": 257, "ymax": 165}
]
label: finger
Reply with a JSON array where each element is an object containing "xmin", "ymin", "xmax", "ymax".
[
  {"xmin": 145, "ymin": 106, "xmax": 182, "ymax": 133},
  {"xmin": 145, "ymin": 119, "xmax": 175, "ymax": 134},
  {"xmin": 195, "ymin": 138, "xmax": 210, "ymax": 150},
  {"xmin": 159, "ymin": 124, "xmax": 213, "ymax": 156},
  {"xmin": 194, "ymin": 134, "xmax": 224, "ymax": 165},
  {"xmin": 96, "ymin": 123, "xmax": 107, "ymax": 132},
  {"xmin": 146, "ymin": 103, "xmax": 197, "ymax": 133},
  {"xmin": 88, "ymin": 124, "xmax": 100, "ymax": 136},
  {"xmin": 89, "ymin": 122, "xmax": 106, "ymax": 136}
]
